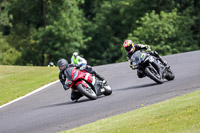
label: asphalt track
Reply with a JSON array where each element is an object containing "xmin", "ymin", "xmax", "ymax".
[{"xmin": 0, "ymin": 51, "xmax": 200, "ymax": 133}]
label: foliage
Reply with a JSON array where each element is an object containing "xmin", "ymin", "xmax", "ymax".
[
  {"xmin": 0, "ymin": 35, "xmax": 21, "ymax": 65},
  {"xmin": 128, "ymin": 9, "xmax": 198, "ymax": 55},
  {"xmin": 1, "ymin": 0, "xmax": 86, "ymax": 66},
  {"xmin": 82, "ymin": 0, "xmax": 129, "ymax": 65},
  {"xmin": 28, "ymin": 0, "xmax": 86, "ymax": 65},
  {"xmin": 0, "ymin": 0, "xmax": 11, "ymax": 27},
  {"xmin": 0, "ymin": 0, "xmax": 199, "ymax": 65}
]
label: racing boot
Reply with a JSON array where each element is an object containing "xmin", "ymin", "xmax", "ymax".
[
  {"xmin": 95, "ymin": 73, "xmax": 107, "ymax": 84},
  {"xmin": 88, "ymin": 68, "xmax": 107, "ymax": 84},
  {"xmin": 92, "ymin": 71, "xmax": 107, "ymax": 84},
  {"xmin": 153, "ymin": 51, "xmax": 167, "ymax": 66},
  {"xmin": 159, "ymin": 57, "xmax": 168, "ymax": 66},
  {"xmin": 71, "ymin": 90, "xmax": 83, "ymax": 102}
]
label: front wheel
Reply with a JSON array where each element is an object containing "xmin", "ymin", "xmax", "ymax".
[
  {"xmin": 77, "ymin": 83, "xmax": 97, "ymax": 100},
  {"xmin": 145, "ymin": 66, "xmax": 163, "ymax": 84}
]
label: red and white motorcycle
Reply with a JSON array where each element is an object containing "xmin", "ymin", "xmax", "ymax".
[{"xmin": 67, "ymin": 68, "xmax": 112, "ymax": 100}]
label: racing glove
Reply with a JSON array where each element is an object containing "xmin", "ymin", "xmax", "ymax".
[
  {"xmin": 130, "ymin": 62, "xmax": 135, "ymax": 70},
  {"xmin": 130, "ymin": 64, "xmax": 133, "ymax": 68},
  {"xmin": 74, "ymin": 64, "xmax": 80, "ymax": 69},
  {"xmin": 131, "ymin": 65, "xmax": 137, "ymax": 70},
  {"xmin": 80, "ymin": 65, "xmax": 86, "ymax": 70},
  {"xmin": 66, "ymin": 80, "xmax": 72, "ymax": 88},
  {"xmin": 61, "ymin": 80, "xmax": 68, "ymax": 90},
  {"xmin": 64, "ymin": 81, "xmax": 72, "ymax": 90},
  {"xmin": 146, "ymin": 45, "xmax": 151, "ymax": 51},
  {"xmin": 130, "ymin": 60, "xmax": 138, "ymax": 70},
  {"xmin": 63, "ymin": 84, "xmax": 68, "ymax": 90}
]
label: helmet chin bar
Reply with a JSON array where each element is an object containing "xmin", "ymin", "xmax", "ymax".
[{"xmin": 60, "ymin": 66, "xmax": 66, "ymax": 70}]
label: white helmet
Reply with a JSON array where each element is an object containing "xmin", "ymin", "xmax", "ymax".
[{"xmin": 73, "ymin": 52, "xmax": 78, "ymax": 57}]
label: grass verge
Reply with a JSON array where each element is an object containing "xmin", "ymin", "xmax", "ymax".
[
  {"xmin": 63, "ymin": 90, "xmax": 200, "ymax": 133},
  {"xmin": 0, "ymin": 65, "xmax": 58, "ymax": 106}
]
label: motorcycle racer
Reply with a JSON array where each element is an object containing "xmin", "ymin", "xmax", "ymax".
[
  {"xmin": 123, "ymin": 40, "xmax": 167, "ymax": 78},
  {"xmin": 71, "ymin": 52, "xmax": 87, "ymax": 69},
  {"xmin": 58, "ymin": 59, "xmax": 83, "ymax": 101},
  {"xmin": 71, "ymin": 52, "xmax": 106, "ymax": 83},
  {"xmin": 58, "ymin": 58, "xmax": 107, "ymax": 101}
]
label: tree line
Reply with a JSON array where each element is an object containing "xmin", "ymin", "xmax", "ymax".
[{"xmin": 0, "ymin": 0, "xmax": 199, "ymax": 66}]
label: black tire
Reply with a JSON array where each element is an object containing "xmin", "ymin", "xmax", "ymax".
[
  {"xmin": 103, "ymin": 85, "xmax": 112, "ymax": 96},
  {"xmin": 77, "ymin": 83, "xmax": 97, "ymax": 100},
  {"xmin": 145, "ymin": 66, "xmax": 163, "ymax": 84},
  {"xmin": 165, "ymin": 68, "xmax": 175, "ymax": 81}
]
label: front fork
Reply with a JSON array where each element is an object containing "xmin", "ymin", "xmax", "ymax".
[{"xmin": 149, "ymin": 61, "xmax": 163, "ymax": 78}]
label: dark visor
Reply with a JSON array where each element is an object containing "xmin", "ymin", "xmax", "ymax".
[{"xmin": 125, "ymin": 45, "xmax": 132, "ymax": 52}]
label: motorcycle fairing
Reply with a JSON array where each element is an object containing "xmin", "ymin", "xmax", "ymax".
[
  {"xmin": 75, "ymin": 80, "xmax": 89, "ymax": 88},
  {"xmin": 132, "ymin": 51, "xmax": 163, "ymax": 77},
  {"xmin": 69, "ymin": 67, "xmax": 95, "ymax": 89},
  {"xmin": 131, "ymin": 51, "xmax": 147, "ymax": 68}
]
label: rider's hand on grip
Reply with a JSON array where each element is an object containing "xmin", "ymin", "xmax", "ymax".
[
  {"xmin": 87, "ymin": 65, "xmax": 92, "ymax": 69},
  {"xmin": 66, "ymin": 81, "xmax": 72, "ymax": 86},
  {"xmin": 131, "ymin": 66, "xmax": 136, "ymax": 70},
  {"xmin": 80, "ymin": 65, "xmax": 86, "ymax": 70},
  {"xmin": 146, "ymin": 45, "xmax": 151, "ymax": 51},
  {"xmin": 75, "ymin": 64, "xmax": 80, "ymax": 69},
  {"xmin": 130, "ymin": 64, "xmax": 135, "ymax": 70},
  {"xmin": 63, "ymin": 84, "xmax": 69, "ymax": 90},
  {"xmin": 64, "ymin": 81, "xmax": 72, "ymax": 90}
]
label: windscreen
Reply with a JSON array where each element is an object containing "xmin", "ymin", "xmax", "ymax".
[{"xmin": 131, "ymin": 51, "xmax": 146, "ymax": 66}]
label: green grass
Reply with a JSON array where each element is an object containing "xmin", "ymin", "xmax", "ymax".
[
  {"xmin": 0, "ymin": 65, "xmax": 58, "ymax": 106},
  {"xmin": 63, "ymin": 90, "xmax": 200, "ymax": 133}
]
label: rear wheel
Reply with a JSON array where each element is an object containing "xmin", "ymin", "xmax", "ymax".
[
  {"xmin": 77, "ymin": 83, "xmax": 97, "ymax": 100},
  {"xmin": 103, "ymin": 85, "xmax": 112, "ymax": 96},
  {"xmin": 165, "ymin": 68, "xmax": 175, "ymax": 81},
  {"xmin": 145, "ymin": 66, "xmax": 163, "ymax": 84}
]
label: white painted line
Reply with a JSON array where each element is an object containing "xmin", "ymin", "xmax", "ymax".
[{"xmin": 0, "ymin": 80, "xmax": 59, "ymax": 109}]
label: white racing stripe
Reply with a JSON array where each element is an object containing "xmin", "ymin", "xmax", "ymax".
[
  {"xmin": 0, "ymin": 80, "xmax": 59, "ymax": 109},
  {"xmin": 92, "ymin": 76, "xmax": 96, "ymax": 85},
  {"xmin": 85, "ymin": 73, "xmax": 90, "ymax": 80}
]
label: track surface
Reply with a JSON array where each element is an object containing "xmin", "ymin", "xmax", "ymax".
[{"xmin": 0, "ymin": 51, "xmax": 200, "ymax": 133}]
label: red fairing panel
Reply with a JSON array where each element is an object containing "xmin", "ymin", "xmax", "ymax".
[
  {"xmin": 69, "ymin": 68, "xmax": 93, "ymax": 89},
  {"xmin": 84, "ymin": 73, "xmax": 93, "ymax": 83},
  {"xmin": 71, "ymin": 68, "xmax": 93, "ymax": 83},
  {"xmin": 75, "ymin": 80, "xmax": 88, "ymax": 87},
  {"xmin": 72, "ymin": 68, "xmax": 86, "ymax": 81}
]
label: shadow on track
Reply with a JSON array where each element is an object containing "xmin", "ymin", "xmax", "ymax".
[
  {"xmin": 115, "ymin": 82, "xmax": 159, "ymax": 91},
  {"xmin": 35, "ymin": 99, "xmax": 91, "ymax": 109},
  {"xmin": 36, "ymin": 96, "xmax": 105, "ymax": 109}
]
